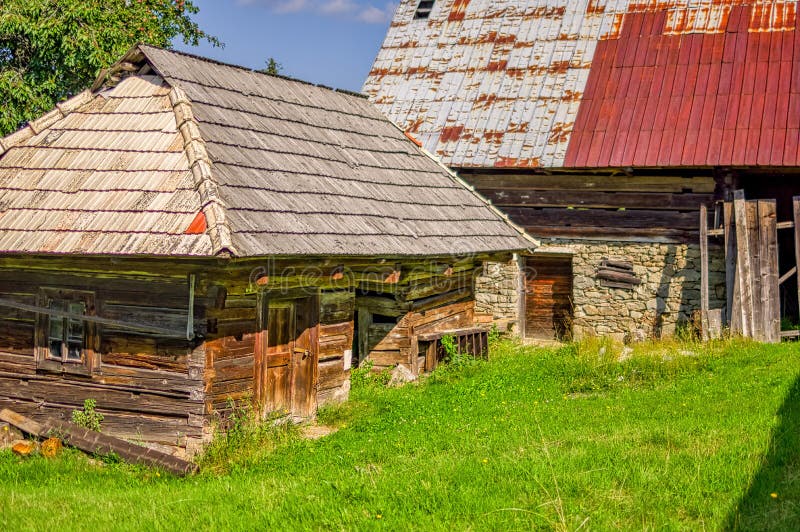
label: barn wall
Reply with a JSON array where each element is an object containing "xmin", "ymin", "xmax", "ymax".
[
  {"xmin": 317, "ymin": 290, "xmax": 354, "ymax": 408},
  {"xmin": 361, "ymin": 299, "xmax": 475, "ymax": 373},
  {"xmin": 476, "ymin": 242, "xmax": 726, "ymax": 341},
  {"xmin": 474, "ymin": 257, "xmax": 522, "ymax": 332},
  {"xmin": 0, "ymin": 261, "xmax": 208, "ymax": 457}
]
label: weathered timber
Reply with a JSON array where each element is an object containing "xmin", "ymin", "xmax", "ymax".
[
  {"xmin": 758, "ymin": 201, "xmax": 779, "ymax": 343},
  {"xmin": 795, "ymin": 197, "xmax": 800, "ymax": 330},
  {"xmin": 0, "ymin": 298, "xmax": 188, "ymax": 338},
  {"xmin": 700, "ymin": 204, "xmax": 709, "ymax": 341},
  {"xmin": 0, "ymin": 408, "xmax": 198, "ymax": 476},
  {"xmin": 480, "ymin": 189, "xmax": 713, "ymax": 210},
  {"xmin": 504, "ymin": 207, "xmax": 699, "ymax": 231},
  {"xmin": 780, "ymin": 267, "xmax": 797, "ymax": 285},
  {"xmin": 723, "ymin": 202, "xmax": 736, "ymax": 328},
  {"xmin": 463, "ymin": 173, "xmax": 716, "ymax": 193},
  {"xmin": 746, "ymin": 201, "xmax": 763, "ymax": 341},
  {"xmin": 733, "ymin": 190, "xmax": 753, "ymax": 337}
]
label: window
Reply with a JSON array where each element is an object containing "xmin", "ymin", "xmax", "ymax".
[
  {"xmin": 414, "ymin": 0, "xmax": 435, "ymax": 19},
  {"xmin": 36, "ymin": 289, "xmax": 96, "ymax": 374}
]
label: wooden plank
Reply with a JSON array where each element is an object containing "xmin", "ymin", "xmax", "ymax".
[
  {"xmin": 733, "ymin": 190, "xmax": 753, "ymax": 337},
  {"xmin": 479, "ymin": 189, "xmax": 713, "ymax": 211},
  {"xmin": 0, "ymin": 298, "xmax": 187, "ymax": 338},
  {"xmin": 747, "ymin": 200, "xmax": 763, "ymax": 341},
  {"xmin": 504, "ymin": 207, "xmax": 699, "ymax": 231},
  {"xmin": 795, "ymin": 196, "xmax": 800, "ymax": 333},
  {"xmin": 758, "ymin": 200, "xmax": 779, "ymax": 343},
  {"xmin": 700, "ymin": 204, "xmax": 709, "ymax": 341},
  {"xmin": 779, "ymin": 266, "xmax": 797, "ymax": 285},
  {"xmin": 724, "ymin": 201, "xmax": 737, "ymax": 329},
  {"xmin": 0, "ymin": 408, "xmax": 198, "ymax": 476},
  {"xmin": 464, "ymin": 173, "xmax": 717, "ymax": 193}
]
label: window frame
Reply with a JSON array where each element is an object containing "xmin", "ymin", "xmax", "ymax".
[
  {"xmin": 35, "ymin": 288, "xmax": 97, "ymax": 376},
  {"xmin": 413, "ymin": 0, "xmax": 435, "ymax": 19}
]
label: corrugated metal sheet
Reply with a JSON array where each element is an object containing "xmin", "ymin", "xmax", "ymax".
[
  {"xmin": 364, "ymin": 0, "xmax": 800, "ymax": 168},
  {"xmin": 0, "ymin": 46, "xmax": 535, "ymax": 257}
]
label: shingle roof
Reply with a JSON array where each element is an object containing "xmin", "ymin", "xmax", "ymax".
[
  {"xmin": 364, "ymin": 0, "xmax": 800, "ymax": 169},
  {"xmin": 0, "ymin": 45, "xmax": 535, "ymax": 257}
]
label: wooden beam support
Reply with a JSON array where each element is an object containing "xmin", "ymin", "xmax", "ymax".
[
  {"xmin": 700, "ymin": 204, "xmax": 709, "ymax": 341},
  {"xmin": 758, "ymin": 200, "xmax": 779, "ymax": 343},
  {"xmin": 733, "ymin": 190, "xmax": 753, "ymax": 337},
  {"xmin": 0, "ymin": 408, "xmax": 198, "ymax": 476},
  {"xmin": 724, "ymin": 202, "xmax": 736, "ymax": 328},
  {"xmin": 794, "ymin": 196, "xmax": 800, "ymax": 332},
  {"xmin": 779, "ymin": 266, "xmax": 797, "ymax": 286}
]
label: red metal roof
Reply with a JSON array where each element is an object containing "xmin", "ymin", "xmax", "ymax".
[{"xmin": 364, "ymin": 0, "xmax": 800, "ymax": 169}]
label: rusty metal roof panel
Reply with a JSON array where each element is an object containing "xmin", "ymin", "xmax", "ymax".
[{"xmin": 365, "ymin": 0, "xmax": 800, "ymax": 169}]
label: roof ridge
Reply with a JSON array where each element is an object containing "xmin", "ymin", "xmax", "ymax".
[
  {"xmin": 168, "ymin": 85, "xmax": 238, "ymax": 257},
  {"xmin": 0, "ymin": 90, "xmax": 94, "ymax": 159},
  {"xmin": 137, "ymin": 44, "xmax": 369, "ymax": 100}
]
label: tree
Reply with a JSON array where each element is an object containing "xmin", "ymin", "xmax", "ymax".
[{"xmin": 0, "ymin": 0, "xmax": 219, "ymax": 136}]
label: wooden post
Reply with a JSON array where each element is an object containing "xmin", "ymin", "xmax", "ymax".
[
  {"xmin": 700, "ymin": 204, "xmax": 709, "ymax": 340},
  {"xmin": 794, "ymin": 196, "xmax": 800, "ymax": 331},
  {"xmin": 758, "ymin": 200, "xmax": 779, "ymax": 342},
  {"xmin": 733, "ymin": 190, "xmax": 753, "ymax": 337},
  {"xmin": 723, "ymin": 202, "xmax": 736, "ymax": 328},
  {"xmin": 747, "ymin": 200, "xmax": 763, "ymax": 341},
  {"xmin": 357, "ymin": 307, "xmax": 371, "ymax": 365}
]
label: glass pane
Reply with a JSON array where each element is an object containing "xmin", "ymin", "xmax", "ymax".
[
  {"xmin": 66, "ymin": 301, "xmax": 85, "ymax": 362},
  {"xmin": 47, "ymin": 300, "xmax": 64, "ymax": 360},
  {"xmin": 49, "ymin": 339, "xmax": 63, "ymax": 360},
  {"xmin": 67, "ymin": 342, "xmax": 82, "ymax": 361}
]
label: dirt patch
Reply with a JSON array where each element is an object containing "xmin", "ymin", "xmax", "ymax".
[{"xmin": 301, "ymin": 424, "xmax": 338, "ymax": 440}]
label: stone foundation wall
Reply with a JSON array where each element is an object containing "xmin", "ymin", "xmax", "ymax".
[
  {"xmin": 473, "ymin": 241, "xmax": 726, "ymax": 341},
  {"xmin": 564, "ymin": 239, "xmax": 726, "ymax": 341},
  {"xmin": 474, "ymin": 257, "xmax": 521, "ymax": 332}
]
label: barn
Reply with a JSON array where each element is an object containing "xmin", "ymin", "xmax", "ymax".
[
  {"xmin": 0, "ymin": 45, "xmax": 535, "ymax": 456},
  {"xmin": 364, "ymin": 0, "xmax": 800, "ymax": 341}
]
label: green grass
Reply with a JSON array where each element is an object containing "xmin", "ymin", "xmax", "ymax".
[{"xmin": 2, "ymin": 338, "xmax": 800, "ymax": 530}]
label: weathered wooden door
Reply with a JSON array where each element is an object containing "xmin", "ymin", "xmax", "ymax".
[
  {"xmin": 255, "ymin": 296, "xmax": 318, "ymax": 419},
  {"xmin": 524, "ymin": 256, "xmax": 573, "ymax": 341}
]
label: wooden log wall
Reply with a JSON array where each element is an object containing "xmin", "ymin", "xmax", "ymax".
[
  {"xmin": 461, "ymin": 171, "xmax": 720, "ymax": 242},
  {"xmin": 317, "ymin": 291, "xmax": 355, "ymax": 407},
  {"xmin": 0, "ymin": 258, "xmax": 207, "ymax": 453}
]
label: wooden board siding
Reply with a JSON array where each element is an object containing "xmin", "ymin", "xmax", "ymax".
[
  {"xmin": 524, "ymin": 256, "xmax": 573, "ymax": 341},
  {"xmin": 317, "ymin": 291, "xmax": 354, "ymax": 407},
  {"xmin": 463, "ymin": 172, "xmax": 719, "ymax": 242},
  {"xmin": 0, "ymin": 263, "xmax": 206, "ymax": 451},
  {"xmin": 360, "ymin": 299, "xmax": 475, "ymax": 373}
]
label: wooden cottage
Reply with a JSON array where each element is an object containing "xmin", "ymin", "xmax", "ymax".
[
  {"xmin": 0, "ymin": 45, "xmax": 535, "ymax": 455},
  {"xmin": 365, "ymin": 0, "xmax": 800, "ymax": 341}
]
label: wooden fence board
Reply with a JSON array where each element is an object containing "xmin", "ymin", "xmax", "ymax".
[
  {"xmin": 700, "ymin": 204, "xmax": 709, "ymax": 340},
  {"xmin": 733, "ymin": 190, "xmax": 753, "ymax": 337}
]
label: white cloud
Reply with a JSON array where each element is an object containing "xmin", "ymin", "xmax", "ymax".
[{"xmin": 238, "ymin": 0, "xmax": 396, "ymax": 24}]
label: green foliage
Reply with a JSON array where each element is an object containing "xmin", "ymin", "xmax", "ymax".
[
  {"xmin": 198, "ymin": 400, "xmax": 298, "ymax": 474},
  {"xmin": 440, "ymin": 333, "xmax": 458, "ymax": 360},
  {"xmin": 258, "ymin": 57, "xmax": 283, "ymax": 76},
  {"xmin": 350, "ymin": 360, "xmax": 391, "ymax": 389},
  {"xmin": 2, "ymin": 340, "xmax": 800, "ymax": 530},
  {"xmin": 70, "ymin": 399, "xmax": 103, "ymax": 432},
  {"xmin": 0, "ymin": 0, "xmax": 219, "ymax": 135}
]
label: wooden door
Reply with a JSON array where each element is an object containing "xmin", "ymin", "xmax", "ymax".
[
  {"xmin": 290, "ymin": 296, "xmax": 318, "ymax": 418},
  {"xmin": 255, "ymin": 296, "xmax": 318, "ymax": 419},
  {"xmin": 524, "ymin": 256, "xmax": 573, "ymax": 341}
]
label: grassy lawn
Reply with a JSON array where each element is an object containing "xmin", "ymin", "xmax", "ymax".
[{"xmin": 1, "ymin": 339, "xmax": 800, "ymax": 530}]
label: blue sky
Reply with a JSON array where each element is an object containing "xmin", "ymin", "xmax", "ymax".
[{"xmin": 173, "ymin": 0, "xmax": 397, "ymax": 92}]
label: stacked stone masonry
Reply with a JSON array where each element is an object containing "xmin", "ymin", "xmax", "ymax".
[{"xmin": 476, "ymin": 241, "xmax": 725, "ymax": 341}]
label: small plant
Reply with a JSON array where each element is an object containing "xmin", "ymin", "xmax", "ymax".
[
  {"xmin": 487, "ymin": 323, "xmax": 501, "ymax": 343},
  {"xmin": 71, "ymin": 399, "xmax": 104, "ymax": 432},
  {"xmin": 350, "ymin": 360, "xmax": 375, "ymax": 388},
  {"xmin": 440, "ymin": 334, "xmax": 458, "ymax": 361}
]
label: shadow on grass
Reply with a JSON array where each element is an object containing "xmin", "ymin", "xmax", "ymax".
[{"xmin": 725, "ymin": 375, "xmax": 800, "ymax": 530}]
